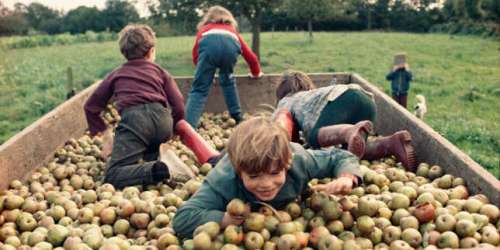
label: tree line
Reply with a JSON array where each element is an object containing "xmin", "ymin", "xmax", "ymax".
[
  {"xmin": 0, "ymin": 0, "xmax": 140, "ymax": 35},
  {"xmin": 1, "ymin": 0, "xmax": 499, "ymax": 55}
]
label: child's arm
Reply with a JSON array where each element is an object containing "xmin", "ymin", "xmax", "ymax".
[
  {"xmin": 172, "ymin": 183, "xmax": 229, "ymax": 238},
  {"xmin": 386, "ymin": 70, "xmax": 396, "ymax": 80},
  {"xmin": 406, "ymin": 70, "xmax": 413, "ymax": 82},
  {"xmin": 162, "ymin": 72, "xmax": 185, "ymax": 123},
  {"xmin": 236, "ymin": 34, "xmax": 261, "ymax": 77},
  {"xmin": 311, "ymin": 175, "xmax": 357, "ymax": 195},
  {"xmin": 84, "ymin": 75, "xmax": 114, "ymax": 136},
  {"xmin": 191, "ymin": 32, "xmax": 203, "ymax": 66},
  {"xmin": 297, "ymin": 145, "xmax": 362, "ymax": 184},
  {"xmin": 300, "ymin": 147, "xmax": 362, "ymax": 195}
]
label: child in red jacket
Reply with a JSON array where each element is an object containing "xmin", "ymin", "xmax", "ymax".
[{"xmin": 185, "ymin": 5, "xmax": 263, "ymax": 127}]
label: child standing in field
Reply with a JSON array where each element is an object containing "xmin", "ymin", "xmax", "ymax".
[
  {"xmin": 386, "ymin": 53, "xmax": 413, "ymax": 108},
  {"xmin": 185, "ymin": 5, "xmax": 263, "ymax": 127},
  {"xmin": 84, "ymin": 24, "xmax": 194, "ymax": 189},
  {"xmin": 273, "ymin": 70, "xmax": 416, "ymax": 171},
  {"xmin": 173, "ymin": 117, "xmax": 362, "ymax": 238}
]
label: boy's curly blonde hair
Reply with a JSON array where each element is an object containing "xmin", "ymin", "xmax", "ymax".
[
  {"xmin": 197, "ymin": 5, "xmax": 238, "ymax": 30},
  {"xmin": 227, "ymin": 116, "xmax": 292, "ymax": 174},
  {"xmin": 118, "ymin": 24, "xmax": 156, "ymax": 60},
  {"xmin": 276, "ymin": 70, "xmax": 317, "ymax": 101}
]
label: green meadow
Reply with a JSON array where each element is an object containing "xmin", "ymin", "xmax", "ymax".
[{"xmin": 0, "ymin": 32, "xmax": 499, "ymax": 177}]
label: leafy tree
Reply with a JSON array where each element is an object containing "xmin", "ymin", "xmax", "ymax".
[
  {"xmin": 63, "ymin": 6, "xmax": 106, "ymax": 34},
  {"xmin": 0, "ymin": 3, "xmax": 30, "ymax": 35},
  {"xmin": 148, "ymin": 0, "xmax": 201, "ymax": 35},
  {"xmin": 25, "ymin": 2, "xmax": 61, "ymax": 34},
  {"xmin": 102, "ymin": 0, "xmax": 140, "ymax": 32},
  {"xmin": 284, "ymin": 0, "xmax": 337, "ymax": 42},
  {"xmin": 372, "ymin": 0, "xmax": 390, "ymax": 29},
  {"xmin": 206, "ymin": 0, "xmax": 283, "ymax": 58}
]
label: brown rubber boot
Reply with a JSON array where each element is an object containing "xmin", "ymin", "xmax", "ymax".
[
  {"xmin": 316, "ymin": 120, "xmax": 373, "ymax": 158},
  {"xmin": 159, "ymin": 144, "xmax": 195, "ymax": 183},
  {"xmin": 363, "ymin": 130, "xmax": 416, "ymax": 171}
]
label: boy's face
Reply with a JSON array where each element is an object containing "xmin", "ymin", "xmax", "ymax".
[{"xmin": 240, "ymin": 166, "xmax": 287, "ymax": 201}]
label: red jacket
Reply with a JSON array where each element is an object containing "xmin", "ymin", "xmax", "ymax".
[{"xmin": 192, "ymin": 23, "xmax": 261, "ymax": 76}]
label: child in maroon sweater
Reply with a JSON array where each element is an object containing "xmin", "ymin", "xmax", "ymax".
[{"xmin": 84, "ymin": 24, "xmax": 193, "ymax": 189}]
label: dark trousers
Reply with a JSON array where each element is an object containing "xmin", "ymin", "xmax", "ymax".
[
  {"xmin": 309, "ymin": 89, "xmax": 377, "ymax": 148},
  {"xmin": 185, "ymin": 34, "xmax": 242, "ymax": 127},
  {"xmin": 392, "ymin": 94, "xmax": 408, "ymax": 108},
  {"xmin": 104, "ymin": 103, "xmax": 173, "ymax": 189}
]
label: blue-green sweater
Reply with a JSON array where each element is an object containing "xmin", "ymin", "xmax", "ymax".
[
  {"xmin": 172, "ymin": 143, "xmax": 362, "ymax": 238},
  {"xmin": 386, "ymin": 69, "xmax": 413, "ymax": 96}
]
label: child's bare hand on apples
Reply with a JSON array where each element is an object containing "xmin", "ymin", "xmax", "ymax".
[{"xmin": 311, "ymin": 175, "xmax": 357, "ymax": 195}]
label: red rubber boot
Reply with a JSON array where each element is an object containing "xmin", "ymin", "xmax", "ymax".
[{"xmin": 175, "ymin": 120, "xmax": 220, "ymax": 164}]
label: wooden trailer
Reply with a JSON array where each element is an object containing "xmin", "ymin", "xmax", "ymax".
[{"xmin": 1, "ymin": 73, "xmax": 498, "ymax": 208}]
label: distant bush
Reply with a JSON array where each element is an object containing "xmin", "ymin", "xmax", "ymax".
[
  {"xmin": 430, "ymin": 21, "xmax": 500, "ymax": 38},
  {"xmin": 3, "ymin": 31, "xmax": 117, "ymax": 49}
]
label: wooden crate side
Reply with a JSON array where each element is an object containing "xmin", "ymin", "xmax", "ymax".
[
  {"xmin": 0, "ymin": 74, "xmax": 350, "ymax": 190},
  {"xmin": 175, "ymin": 73, "xmax": 352, "ymax": 113},
  {"xmin": 351, "ymin": 73, "xmax": 500, "ymax": 206},
  {"xmin": 0, "ymin": 82, "xmax": 99, "ymax": 190}
]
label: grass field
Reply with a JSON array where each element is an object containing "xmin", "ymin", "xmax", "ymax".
[{"xmin": 0, "ymin": 32, "xmax": 499, "ymax": 177}]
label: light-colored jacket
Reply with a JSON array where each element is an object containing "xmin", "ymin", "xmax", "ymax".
[{"xmin": 276, "ymin": 84, "xmax": 372, "ymax": 142}]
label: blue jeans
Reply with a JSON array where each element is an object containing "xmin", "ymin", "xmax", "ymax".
[{"xmin": 185, "ymin": 34, "xmax": 242, "ymax": 127}]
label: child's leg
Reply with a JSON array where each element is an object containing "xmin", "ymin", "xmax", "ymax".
[
  {"xmin": 219, "ymin": 72, "xmax": 242, "ymax": 123},
  {"xmin": 309, "ymin": 89, "xmax": 376, "ymax": 149},
  {"xmin": 218, "ymin": 40, "xmax": 242, "ymax": 123},
  {"xmin": 105, "ymin": 125, "xmax": 166, "ymax": 189},
  {"xmin": 185, "ymin": 52, "xmax": 217, "ymax": 127},
  {"xmin": 392, "ymin": 94, "xmax": 400, "ymax": 105},
  {"xmin": 105, "ymin": 104, "xmax": 175, "ymax": 189},
  {"xmin": 364, "ymin": 131, "xmax": 416, "ymax": 171},
  {"xmin": 400, "ymin": 94, "xmax": 408, "ymax": 108},
  {"xmin": 143, "ymin": 145, "xmax": 160, "ymax": 161}
]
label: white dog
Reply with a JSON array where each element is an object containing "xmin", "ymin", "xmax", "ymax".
[{"xmin": 414, "ymin": 94, "xmax": 427, "ymax": 120}]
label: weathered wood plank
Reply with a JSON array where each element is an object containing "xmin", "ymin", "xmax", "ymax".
[
  {"xmin": 1, "ymin": 73, "xmax": 498, "ymax": 209},
  {"xmin": 351, "ymin": 73, "xmax": 500, "ymax": 206},
  {"xmin": 0, "ymin": 81, "xmax": 99, "ymax": 190}
]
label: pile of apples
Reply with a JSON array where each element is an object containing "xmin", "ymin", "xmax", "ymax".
[{"xmin": 0, "ymin": 108, "xmax": 498, "ymax": 250}]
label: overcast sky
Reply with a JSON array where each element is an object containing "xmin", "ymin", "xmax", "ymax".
[{"xmin": 3, "ymin": 0, "xmax": 152, "ymax": 17}]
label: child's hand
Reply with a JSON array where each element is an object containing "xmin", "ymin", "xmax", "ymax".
[
  {"xmin": 220, "ymin": 212, "xmax": 245, "ymax": 229},
  {"xmin": 100, "ymin": 130, "xmax": 114, "ymax": 159},
  {"xmin": 310, "ymin": 176, "xmax": 354, "ymax": 195},
  {"xmin": 249, "ymin": 72, "xmax": 264, "ymax": 79}
]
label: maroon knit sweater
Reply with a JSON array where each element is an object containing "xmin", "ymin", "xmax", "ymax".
[{"xmin": 84, "ymin": 59, "xmax": 184, "ymax": 135}]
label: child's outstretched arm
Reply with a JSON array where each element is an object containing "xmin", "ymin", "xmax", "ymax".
[
  {"xmin": 386, "ymin": 70, "xmax": 396, "ymax": 81},
  {"xmin": 162, "ymin": 71, "xmax": 185, "ymax": 123},
  {"xmin": 84, "ymin": 76, "xmax": 115, "ymax": 136},
  {"xmin": 191, "ymin": 32, "xmax": 203, "ymax": 66},
  {"xmin": 311, "ymin": 174, "xmax": 357, "ymax": 195},
  {"xmin": 236, "ymin": 34, "xmax": 262, "ymax": 77},
  {"xmin": 172, "ymin": 183, "xmax": 229, "ymax": 239},
  {"xmin": 406, "ymin": 70, "xmax": 413, "ymax": 82},
  {"xmin": 298, "ymin": 146, "xmax": 362, "ymax": 194}
]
